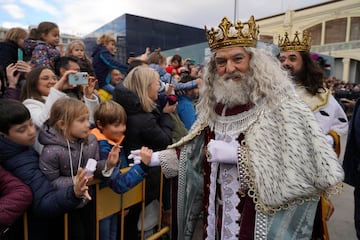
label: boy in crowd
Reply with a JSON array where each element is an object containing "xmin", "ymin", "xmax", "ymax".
[
  {"xmin": 0, "ymin": 99, "xmax": 89, "ymax": 240},
  {"xmin": 90, "ymin": 100, "xmax": 152, "ymax": 240}
]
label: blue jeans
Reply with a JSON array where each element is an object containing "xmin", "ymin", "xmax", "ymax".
[{"xmin": 100, "ymin": 214, "xmax": 118, "ymax": 240}]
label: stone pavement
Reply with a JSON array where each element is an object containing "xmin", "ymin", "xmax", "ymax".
[{"xmin": 328, "ymin": 183, "xmax": 357, "ymax": 239}]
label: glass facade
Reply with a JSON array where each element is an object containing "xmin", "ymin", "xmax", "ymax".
[{"xmin": 83, "ymin": 14, "xmax": 206, "ymax": 63}]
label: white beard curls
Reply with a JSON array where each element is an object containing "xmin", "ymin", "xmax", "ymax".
[{"xmin": 213, "ymin": 71, "xmax": 251, "ymax": 108}]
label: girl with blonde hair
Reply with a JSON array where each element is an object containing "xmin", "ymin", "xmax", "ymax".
[
  {"xmin": 65, "ymin": 40, "xmax": 94, "ymax": 76},
  {"xmin": 38, "ymin": 97, "xmax": 120, "ymax": 240}
]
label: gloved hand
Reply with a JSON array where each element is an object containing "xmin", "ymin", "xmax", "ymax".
[
  {"xmin": 128, "ymin": 150, "xmax": 141, "ymax": 166},
  {"xmin": 148, "ymin": 152, "xmax": 160, "ymax": 167},
  {"xmin": 206, "ymin": 139, "xmax": 239, "ymax": 164},
  {"xmin": 128, "ymin": 149, "xmax": 160, "ymax": 167}
]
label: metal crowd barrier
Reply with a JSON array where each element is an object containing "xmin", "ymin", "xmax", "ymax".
[{"xmin": 22, "ymin": 167, "xmax": 170, "ymax": 240}]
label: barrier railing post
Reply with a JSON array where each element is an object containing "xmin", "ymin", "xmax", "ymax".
[
  {"xmin": 64, "ymin": 213, "xmax": 68, "ymax": 240},
  {"xmin": 23, "ymin": 212, "xmax": 28, "ymax": 240}
]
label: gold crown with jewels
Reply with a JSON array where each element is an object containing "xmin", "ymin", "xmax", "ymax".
[
  {"xmin": 205, "ymin": 16, "xmax": 259, "ymax": 51},
  {"xmin": 278, "ymin": 30, "xmax": 311, "ymax": 52}
]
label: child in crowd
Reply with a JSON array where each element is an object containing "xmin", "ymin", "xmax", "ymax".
[
  {"xmin": 165, "ymin": 54, "xmax": 187, "ymax": 76},
  {"xmin": 91, "ymin": 34, "xmax": 128, "ymax": 94},
  {"xmin": 38, "ymin": 97, "xmax": 119, "ymax": 240},
  {"xmin": 90, "ymin": 100, "xmax": 152, "ymax": 240},
  {"xmin": 0, "ymin": 99, "xmax": 90, "ymax": 240},
  {"xmin": 147, "ymin": 48, "xmax": 202, "ymax": 93},
  {"xmin": 23, "ymin": 21, "xmax": 60, "ymax": 70},
  {"xmin": 65, "ymin": 40, "xmax": 95, "ymax": 76}
]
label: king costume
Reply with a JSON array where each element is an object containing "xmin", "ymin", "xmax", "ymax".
[
  {"xmin": 160, "ymin": 94, "xmax": 343, "ymax": 240},
  {"xmin": 156, "ymin": 16, "xmax": 344, "ymax": 240}
]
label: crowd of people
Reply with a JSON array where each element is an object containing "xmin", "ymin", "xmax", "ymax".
[{"xmin": 0, "ymin": 15, "xmax": 358, "ymax": 240}]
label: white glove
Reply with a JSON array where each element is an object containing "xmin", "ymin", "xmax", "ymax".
[
  {"xmin": 149, "ymin": 151, "xmax": 160, "ymax": 167},
  {"xmin": 206, "ymin": 139, "xmax": 239, "ymax": 164},
  {"xmin": 128, "ymin": 149, "xmax": 141, "ymax": 166}
]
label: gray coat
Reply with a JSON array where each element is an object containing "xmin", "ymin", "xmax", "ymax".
[{"xmin": 38, "ymin": 121, "xmax": 106, "ymax": 189}]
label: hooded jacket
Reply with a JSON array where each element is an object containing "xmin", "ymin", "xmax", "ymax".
[
  {"xmin": 91, "ymin": 44, "xmax": 127, "ymax": 88},
  {"xmin": 23, "ymin": 38, "xmax": 59, "ymax": 69},
  {"xmin": 0, "ymin": 136, "xmax": 81, "ymax": 217},
  {"xmin": 38, "ymin": 121, "xmax": 107, "ymax": 189}
]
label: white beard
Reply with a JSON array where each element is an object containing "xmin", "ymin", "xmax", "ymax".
[{"xmin": 213, "ymin": 72, "xmax": 251, "ymax": 108}]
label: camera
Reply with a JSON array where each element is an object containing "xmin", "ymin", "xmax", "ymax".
[{"xmin": 68, "ymin": 72, "xmax": 89, "ymax": 85}]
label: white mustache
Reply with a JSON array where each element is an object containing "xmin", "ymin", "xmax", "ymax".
[{"xmin": 224, "ymin": 72, "xmax": 246, "ymax": 81}]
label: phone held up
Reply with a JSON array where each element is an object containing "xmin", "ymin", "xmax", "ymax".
[
  {"xmin": 17, "ymin": 48, "xmax": 23, "ymax": 61},
  {"xmin": 68, "ymin": 72, "xmax": 89, "ymax": 85}
]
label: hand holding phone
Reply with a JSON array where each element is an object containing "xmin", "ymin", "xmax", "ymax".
[{"xmin": 68, "ymin": 72, "xmax": 89, "ymax": 85}]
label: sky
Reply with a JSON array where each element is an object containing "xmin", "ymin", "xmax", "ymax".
[{"xmin": 0, "ymin": 0, "xmax": 332, "ymax": 37}]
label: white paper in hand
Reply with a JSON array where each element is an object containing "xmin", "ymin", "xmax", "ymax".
[{"xmin": 85, "ymin": 158, "xmax": 97, "ymax": 176}]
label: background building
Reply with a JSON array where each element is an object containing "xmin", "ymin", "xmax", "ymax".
[
  {"xmin": 163, "ymin": 0, "xmax": 360, "ymax": 83},
  {"xmin": 83, "ymin": 13, "xmax": 206, "ymax": 64}
]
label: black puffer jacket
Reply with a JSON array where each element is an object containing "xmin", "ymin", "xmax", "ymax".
[{"xmin": 112, "ymin": 83, "xmax": 173, "ymax": 157}]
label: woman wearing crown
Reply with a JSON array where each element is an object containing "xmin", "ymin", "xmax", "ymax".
[{"xmin": 130, "ymin": 16, "xmax": 344, "ymax": 239}]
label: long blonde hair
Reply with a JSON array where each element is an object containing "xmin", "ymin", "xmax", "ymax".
[
  {"xmin": 123, "ymin": 66, "xmax": 159, "ymax": 112},
  {"xmin": 48, "ymin": 98, "xmax": 89, "ymax": 140}
]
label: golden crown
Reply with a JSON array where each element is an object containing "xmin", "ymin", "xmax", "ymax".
[
  {"xmin": 205, "ymin": 16, "xmax": 259, "ymax": 51},
  {"xmin": 278, "ymin": 31, "xmax": 311, "ymax": 52}
]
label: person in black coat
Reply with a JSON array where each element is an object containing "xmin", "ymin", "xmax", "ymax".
[
  {"xmin": 343, "ymin": 99, "xmax": 360, "ymax": 239},
  {"xmin": 0, "ymin": 27, "xmax": 29, "ymax": 93},
  {"xmin": 112, "ymin": 66, "xmax": 176, "ymax": 239}
]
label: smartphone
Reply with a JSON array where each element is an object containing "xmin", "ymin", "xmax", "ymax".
[
  {"xmin": 68, "ymin": 72, "xmax": 89, "ymax": 85},
  {"xmin": 17, "ymin": 48, "xmax": 23, "ymax": 61}
]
